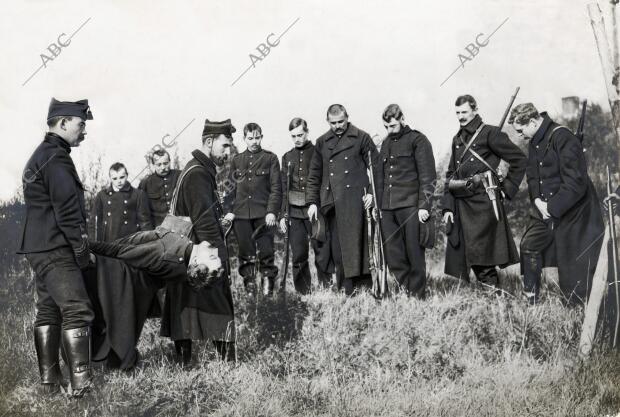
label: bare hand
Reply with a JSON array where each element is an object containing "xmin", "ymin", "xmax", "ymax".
[
  {"xmin": 604, "ymin": 193, "xmax": 620, "ymax": 211},
  {"xmin": 443, "ymin": 211, "xmax": 454, "ymax": 224},
  {"xmin": 89, "ymin": 253, "xmax": 96, "ymax": 264},
  {"xmin": 224, "ymin": 213, "xmax": 235, "ymax": 223},
  {"xmin": 535, "ymin": 198, "xmax": 551, "ymax": 220},
  {"xmin": 308, "ymin": 204, "xmax": 318, "ymax": 222},
  {"xmin": 363, "ymin": 193, "xmax": 374, "ymax": 210},
  {"xmin": 279, "ymin": 218, "xmax": 287, "ymax": 234},
  {"xmin": 418, "ymin": 209, "xmax": 430, "ymax": 223},
  {"xmin": 265, "ymin": 213, "xmax": 277, "ymax": 227}
]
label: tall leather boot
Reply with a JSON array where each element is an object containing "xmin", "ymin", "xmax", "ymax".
[
  {"xmin": 174, "ymin": 339, "xmax": 192, "ymax": 367},
  {"xmin": 33, "ymin": 325, "xmax": 61, "ymax": 394},
  {"xmin": 61, "ymin": 326, "xmax": 92, "ymax": 397},
  {"xmin": 522, "ymin": 250, "xmax": 542, "ymax": 305}
]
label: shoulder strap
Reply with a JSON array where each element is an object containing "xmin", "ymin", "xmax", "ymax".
[
  {"xmin": 543, "ymin": 125, "xmax": 571, "ymax": 156},
  {"xmin": 453, "ymin": 123, "xmax": 485, "ymax": 176},
  {"xmin": 169, "ymin": 164, "xmax": 200, "ymax": 215}
]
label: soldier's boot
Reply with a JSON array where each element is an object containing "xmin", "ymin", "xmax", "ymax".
[
  {"xmin": 522, "ymin": 250, "xmax": 542, "ymax": 305},
  {"xmin": 61, "ymin": 326, "xmax": 92, "ymax": 398},
  {"xmin": 34, "ymin": 325, "xmax": 62, "ymax": 394},
  {"xmin": 174, "ymin": 339, "xmax": 192, "ymax": 367}
]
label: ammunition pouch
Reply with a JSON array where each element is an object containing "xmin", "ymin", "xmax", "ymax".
[
  {"xmin": 288, "ymin": 190, "xmax": 306, "ymax": 207},
  {"xmin": 448, "ymin": 174, "xmax": 483, "ymax": 198}
]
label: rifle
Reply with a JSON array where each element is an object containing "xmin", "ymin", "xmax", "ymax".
[
  {"xmin": 576, "ymin": 100, "xmax": 587, "ymax": 143},
  {"xmin": 367, "ymin": 150, "xmax": 388, "ymax": 298},
  {"xmin": 607, "ymin": 166, "xmax": 620, "ymax": 348},
  {"xmin": 222, "ymin": 218, "xmax": 234, "ymax": 283},
  {"xmin": 279, "ymin": 162, "xmax": 292, "ymax": 293}
]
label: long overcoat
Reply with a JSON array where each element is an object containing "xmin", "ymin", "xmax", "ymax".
[
  {"xmin": 306, "ymin": 124, "xmax": 378, "ymax": 278},
  {"xmin": 440, "ymin": 115, "xmax": 526, "ymax": 279}
]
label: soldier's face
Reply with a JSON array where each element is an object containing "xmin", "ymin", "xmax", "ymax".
[
  {"xmin": 61, "ymin": 117, "xmax": 87, "ymax": 146},
  {"xmin": 209, "ymin": 135, "xmax": 233, "ymax": 166},
  {"xmin": 110, "ymin": 168, "xmax": 128, "ymax": 191},
  {"xmin": 512, "ymin": 120, "xmax": 538, "ymax": 140},
  {"xmin": 455, "ymin": 103, "xmax": 477, "ymax": 127},
  {"xmin": 152, "ymin": 154, "xmax": 171, "ymax": 176},
  {"xmin": 289, "ymin": 125, "xmax": 309, "ymax": 148},
  {"xmin": 244, "ymin": 130, "xmax": 262, "ymax": 153},
  {"xmin": 384, "ymin": 117, "xmax": 405, "ymax": 135},
  {"xmin": 327, "ymin": 113, "xmax": 348, "ymax": 136}
]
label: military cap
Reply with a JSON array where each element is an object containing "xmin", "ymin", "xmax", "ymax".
[
  {"xmin": 47, "ymin": 98, "xmax": 93, "ymax": 120},
  {"xmin": 203, "ymin": 119, "xmax": 236, "ymax": 137}
]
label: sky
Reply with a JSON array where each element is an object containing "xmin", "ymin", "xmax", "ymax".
[{"xmin": 0, "ymin": 0, "xmax": 614, "ymax": 201}]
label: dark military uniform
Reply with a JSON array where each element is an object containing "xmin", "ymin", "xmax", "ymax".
[
  {"xmin": 520, "ymin": 112, "xmax": 603, "ymax": 303},
  {"xmin": 229, "ymin": 148, "xmax": 282, "ymax": 290},
  {"xmin": 375, "ymin": 126, "xmax": 436, "ymax": 297},
  {"xmin": 17, "ymin": 131, "xmax": 94, "ymax": 393},
  {"xmin": 92, "ymin": 183, "xmax": 152, "ymax": 241},
  {"xmin": 138, "ymin": 169, "xmax": 181, "ymax": 226},
  {"xmin": 281, "ymin": 141, "xmax": 330, "ymax": 293},
  {"xmin": 90, "ymin": 182, "xmax": 155, "ymax": 369},
  {"xmin": 440, "ymin": 114, "xmax": 526, "ymax": 285},
  {"xmin": 307, "ymin": 124, "xmax": 379, "ymax": 294},
  {"xmin": 17, "ymin": 132, "xmax": 93, "ymax": 329},
  {"xmin": 161, "ymin": 149, "xmax": 235, "ymax": 346},
  {"xmin": 89, "ymin": 227, "xmax": 194, "ymax": 281}
]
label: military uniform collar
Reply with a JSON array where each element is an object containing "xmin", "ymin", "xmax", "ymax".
[
  {"xmin": 106, "ymin": 182, "xmax": 133, "ymax": 193},
  {"xmin": 388, "ymin": 125, "xmax": 412, "ymax": 141},
  {"xmin": 44, "ymin": 132, "xmax": 72, "ymax": 154},
  {"xmin": 294, "ymin": 141, "xmax": 313, "ymax": 151},
  {"xmin": 244, "ymin": 147, "xmax": 264, "ymax": 155},
  {"xmin": 459, "ymin": 114, "xmax": 483, "ymax": 136},
  {"xmin": 531, "ymin": 112, "xmax": 553, "ymax": 146},
  {"xmin": 191, "ymin": 149, "xmax": 217, "ymax": 177}
]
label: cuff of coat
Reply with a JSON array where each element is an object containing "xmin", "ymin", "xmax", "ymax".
[
  {"xmin": 502, "ymin": 179, "xmax": 519, "ymax": 200},
  {"xmin": 547, "ymin": 197, "xmax": 567, "ymax": 219}
]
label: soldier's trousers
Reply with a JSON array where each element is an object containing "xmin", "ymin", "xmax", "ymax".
[
  {"xmin": 289, "ymin": 217, "xmax": 330, "ymax": 293},
  {"xmin": 234, "ymin": 218, "xmax": 278, "ymax": 282},
  {"xmin": 380, "ymin": 206, "xmax": 426, "ymax": 298},
  {"xmin": 520, "ymin": 218, "xmax": 555, "ymax": 298},
  {"xmin": 26, "ymin": 246, "xmax": 95, "ymax": 330}
]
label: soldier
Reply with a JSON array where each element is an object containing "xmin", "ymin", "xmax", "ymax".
[
  {"xmin": 279, "ymin": 118, "xmax": 331, "ymax": 294},
  {"xmin": 138, "ymin": 149, "xmax": 181, "ymax": 227},
  {"xmin": 161, "ymin": 119, "xmax": 236, "ymax": 365},
  {"xmin": 90, "ymin": 162, "xmax": 155, "ymax": 369},
  {"xmin": 509, "ymin": 103, "xmax": 604, "ymax": 304},
  {"xmin": 17, "ymin": 98, "xmax": 94, "ymax": 396},
  {"xmin": 440, "ymin": 95, "xmax": 526, "ymax": 288},
  {"xmin": 375, "ymin": 104, "xmax": 436, "ymax": 298},
  {"xmin": 307, "ymin": 104, "xmax": 378, "ymax": 295},
  {"xmin": 224, "ymin": 123, "xmax": 282, "ymax": 296}
]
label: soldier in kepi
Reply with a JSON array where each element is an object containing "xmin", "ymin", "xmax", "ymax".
[
  {"xmin": 441, "ymin": 95, "xmax": 526, "ymax": 288},
  {"xmin": 161, "ymin": 119, "xmax": 236, "ymax": 366},
  {"xmin": 90, "ymin": 162, "xmax": 155, "ymax": 370},
  {"xmin": 509, "ymin": 103, "xmax": 604, "ymax": 304},
  {"xmin": 224, "ymin": 123, "xmax": 282, "ymax": 296},
  {"xmin": 17, "ymin": 98, "xmax": 95, "ymax": 396},
  {"xmin": 307, "ymin": 104, "xmax": 378, "ymax": 295},
  {"xmin": 139, "ymin": 148, "xmax": 181, "ymax": 227},
  {"xmin": 375, "ymin": 104, "xmax": 436, "ymax": 298},
  {"xmin": 279, "ymin": 118, "xmax": 331, "ymax": 294}
]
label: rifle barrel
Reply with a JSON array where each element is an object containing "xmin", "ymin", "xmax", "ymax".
[{"xmin": 497, "ymin": 87, "xmax": 520, "ymax": 130}]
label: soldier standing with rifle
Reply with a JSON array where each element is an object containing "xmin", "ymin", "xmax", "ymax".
[
  {"xmin": 375, "ymin": 104, "xmax": 436, "ymax": 298},
  {"xmin": 441, "ymin": 93, "xmax": 526, "ymax": 288},
  {"xmin": 510, "ymin": 102, "xmax": 604, "ymax": 304},
  {"xmin": 307, "ymin": 104, "xmax": 378, "ymax": 296},
  {"xmin": 17, "ymin": 98, "xmax": 95, "ymax": 396},
  {"xmin": 279, "ymin": 118, "xmax": 331, "ymax": 294}
]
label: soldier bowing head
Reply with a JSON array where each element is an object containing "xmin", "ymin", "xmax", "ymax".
[
  {"xmin": 326, "ymin": 104, "xmax": 349, "ymax": 136},
  {"xmin": 243, "ymin": 122, "xmax": 263, "ymax": 153},
  {"xmin": 149, "ymin": 149, "xmax": 172, "ymax": 177},
  {"xmin": 509, "ymin": 103, "xmax": 543, "ymax": 140},
  {"xmin": 202, "ymin": 119, "xmax": 235, "ymax": 166},
  {"xmin": 47, "ymin": 98, "xmax": 92, "ymax": 147},
  {"xmin": 289, "ymin": 117, "xmax": 309, "ymax": 148}
]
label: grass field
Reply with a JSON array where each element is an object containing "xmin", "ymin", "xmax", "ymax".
[{"xmin": 1, "ymin": 261, "xmax": 620, "ymax": 417}]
